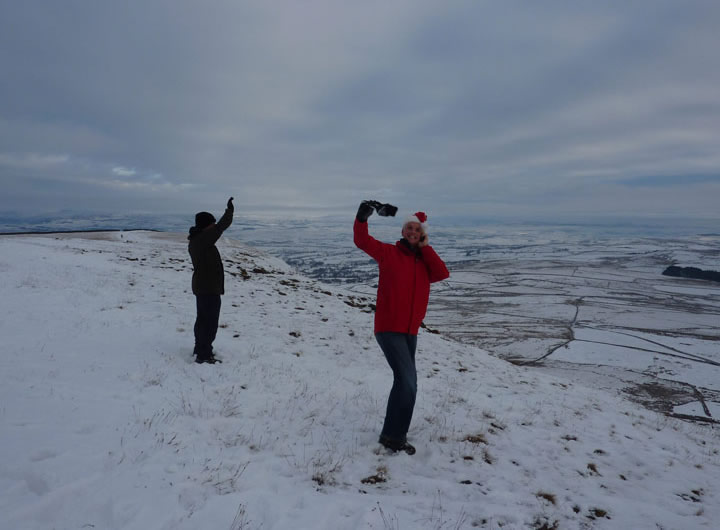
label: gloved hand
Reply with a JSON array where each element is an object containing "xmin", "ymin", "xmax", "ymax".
[
  {"xmin": 227, "ymin": 197, "xmax": 234, "ymax": 211},
  {"xmin": 356, "ymin": 200, "xmax": 375, "ymax": 223}
]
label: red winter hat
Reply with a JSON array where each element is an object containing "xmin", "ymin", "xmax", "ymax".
[{"xmin": 403, "ymin": 211, "xmax": 428, "ymax": 233}]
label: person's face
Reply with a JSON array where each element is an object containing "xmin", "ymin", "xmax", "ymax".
[{"xmin": 402, "ymin": 222, "xmax": 424, "ymax": 246}]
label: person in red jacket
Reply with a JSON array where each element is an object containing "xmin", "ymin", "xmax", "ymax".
[{"xmin": 354, "ymin": 201, "xmax": 450, "ymax": 454}]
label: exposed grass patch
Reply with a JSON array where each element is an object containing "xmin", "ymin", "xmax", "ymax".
[
  {"xmin": 587, "ymin": 508, "xmax": 609, "ymax": 520},
  {"xmin": 532, "ymin": 518, "xmax": 559, "ymax": 530},
  {"xmin": 361, "ymin": 465, "xmax": 388, "ymax": 485},
  {"xmin": 483, "ymin": 448, "xmax": 495, "ymax": 465},
  {"xmin": 677, "ymin": 488, "xmax": 704, "ymax": 502},
  {"xmin": 535, "ymin": 491, "xmax": 557, "ymax": 505},
  {"xmin": 463, "ymin": 433, "xmax": 488, "ymax": 445}
]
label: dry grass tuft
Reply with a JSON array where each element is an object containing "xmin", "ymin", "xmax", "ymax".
[
  {"xmin": 463, "ymin": 433, "xmax": 488, "ymax": 445},
  {"xmin": 361, "ymin": 465, "xmax": 388, "ymax": 485},
  {"xmin": 535, "ymin": 491, "xmax": 557, "ymax": 505}
]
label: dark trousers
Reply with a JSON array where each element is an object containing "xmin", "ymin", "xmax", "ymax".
[
  {"xmin": 194, "ymin": 294, "xmax": 221, "ymax": 360},
  {"xmin": 375, "ymin": 332, "xmax": 418, "ymax": 443}
]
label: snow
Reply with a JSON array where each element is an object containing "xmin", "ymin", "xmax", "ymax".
[
  {"xmin": 1, "ymin": 231, "xmax": 719, "ymax": 529},
  {"xmin": 674, "ymin": 402, "xmax": 720, "ymax": 419},
  {"xmin": 653, "ymin": 285, "xmax": 720, "ymax": 297}
]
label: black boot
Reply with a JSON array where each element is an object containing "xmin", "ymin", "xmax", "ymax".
[
  {"xmin": 195, "ymin": 356, "xmax": 220, "ymax": 364},
  {"xmin": 379, "ymin": 435, "xmax": 416, "ymax": 455}
]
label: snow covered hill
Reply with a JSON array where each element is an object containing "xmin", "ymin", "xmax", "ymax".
[{"xmin": 1, "ymin": 231, "xmax": 718, "ymax": 529}]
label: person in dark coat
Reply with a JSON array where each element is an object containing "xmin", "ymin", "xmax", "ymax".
[
  {"xmin": 188, "ymin": 197, "xmax": 234, "ymax": 364},
  {"xmin": 354, "ymin": 201, "xmax": 450, "ymax": 454}
]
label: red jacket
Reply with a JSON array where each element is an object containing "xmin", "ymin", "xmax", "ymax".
[{"xmin": 354, "ymin": 219, "xmax": 450, "ymax": 335}]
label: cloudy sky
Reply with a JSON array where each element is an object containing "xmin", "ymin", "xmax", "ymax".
[{"xmin": 1, "ymin": 0, "xmax": 719, "ymax": 221}]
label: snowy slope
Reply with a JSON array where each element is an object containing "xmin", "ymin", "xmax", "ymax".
[{"xmin": 1, "ymin": 231, "xmax": 718, "ymax": 530}]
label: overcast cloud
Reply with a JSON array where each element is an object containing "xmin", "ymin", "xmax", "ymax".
[{"xmin": 1, "ymin": 0, "xmax": 719, "ymax": 221}]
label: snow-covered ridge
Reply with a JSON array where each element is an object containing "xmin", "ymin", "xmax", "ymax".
[{"xmin": 1, "ymin": 231, "xmax": 718, "ymax": 529}]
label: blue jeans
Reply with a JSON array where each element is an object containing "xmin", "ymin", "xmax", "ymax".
[
  {"xmin": 194, "ymin": 294, "xmax": 221, "ymax": 360},
  {"xmin": 376, "ymin": 332, "xmax": 418, "ymax": 443}
]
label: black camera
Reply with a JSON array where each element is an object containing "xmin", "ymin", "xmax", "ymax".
[{"xmin": 366, "ymin": 200, "xmax": 398, "ymax": 217}]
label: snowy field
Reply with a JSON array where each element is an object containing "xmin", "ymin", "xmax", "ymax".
[
  {"xmin": 1, "ymin": 231, "xmax": 719, "ymax": 529},
  {"xmin": 422, "ymin": 233, "xmax": 720, "ymax": 423},
  {"xmin": 253, "ymin": 218, "xmax": 720, "ymax": 424}
]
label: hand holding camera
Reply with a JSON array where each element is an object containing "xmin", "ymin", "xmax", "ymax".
[
  {"xmin": 356, "ymin": 201, "xmax": 374, "ymax": 222},
  {"xmin": 356, "ymin": 200, "xmax": 398, "ymax": 222}
]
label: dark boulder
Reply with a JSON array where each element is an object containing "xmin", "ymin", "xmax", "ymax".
[{"xmin": 662, "ymin": 265, "xmax": 720, "ymax": 283}]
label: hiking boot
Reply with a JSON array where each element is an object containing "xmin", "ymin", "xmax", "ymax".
[
  {"xmin": 379, "ymin": 435, "xmax": 416, "ymax": 455},
  {"xmin": 399, "ymin": 441, "xmax": 416, "ymax": 455},
  {"xmin": 195, "ymin": 356, "xmax": 219, "ymax": 364}
]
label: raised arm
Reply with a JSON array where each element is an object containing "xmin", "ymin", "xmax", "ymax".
[
  {"xmin": 354, "ymin": 219, "xmax": 388, "ymax": 262},
  {"xmin": 353, "ymin": 201, "xmax": 388, "ymax": 262},
  {"xmin": 216, "ymin": 197, "xmax": 234, "ymax": 232}
]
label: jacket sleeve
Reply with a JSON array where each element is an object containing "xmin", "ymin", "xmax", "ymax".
[
  {"xmin": 216, "ymin": 206, "xmax": 233, "ymax": 232},
  {"xmin": 420, "ymin": 245, "xmax": 450, "ymax": 283},
  {"xmin": 194, "ymin": 207, "xmax": 233, "ymax": 249},
  {"xmin": 353, "ymin": 219, "xmax": 386, "ymax": 262}
]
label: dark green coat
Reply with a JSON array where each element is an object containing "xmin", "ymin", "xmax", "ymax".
[{"xmin": 188, "ymin": 207, "xmax": 233, "ymax": 295}]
